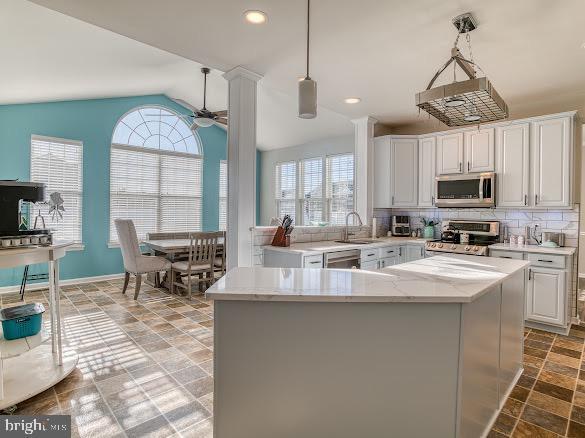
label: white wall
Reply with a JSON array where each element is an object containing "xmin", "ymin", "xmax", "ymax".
[{"xmin": 259, "ymin": 134, "xmax": 354, "ymax": 225}]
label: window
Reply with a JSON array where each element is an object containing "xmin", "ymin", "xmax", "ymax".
[
  {"xmin": 327, "ymin": 154, "xmax": 355, "ymax": 225},
  {"xmin": 273, "ymin": 153, "xmax": 354, "ymax": 225},
  {"xmin": 275, "ymin": 161, "xmax": 297, "ymax": 220},
  {"xmin": 300, "ymin": 158, "xmax": 324, "ymax": 225},
  {"xmin": 219, "ymin": 160, "xmax": 227, "ymax": 231},
  {"xmin": 30, "ymin": 135, "xmax": 83, "ymax": 243},
  {"xmin": 109, "ymin": 106, "xmax": 203, "ymax": 243}
]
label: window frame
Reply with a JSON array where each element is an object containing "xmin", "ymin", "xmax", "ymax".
[
  {"xmin": 273, "ymin": 152, "xmax": 355, "ymax": 226},
  {"xmin": 218, "ymin": 159, "xmax": 227, "ymax": 231},
  {"xmin": 30, "ymin": 134, "xmax": 84, "ymax": 249},
  {"xmin": 108, "ymin": 106, "xmax": 204, "ymax": 246}
]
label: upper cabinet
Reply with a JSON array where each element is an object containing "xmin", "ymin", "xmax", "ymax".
[
  {"xmin": 418, "ymin": 137, "xmax": 436, "ymax": 207},
  {"xmin": 390, "ymin": 138, "xmax": 418, "ymax": 207},
  {"xmin": 436, "ymin": 133, "xmax": 464, "ymax": 175},
  {"xmin": 531, "ymin": 116, "xmax": 572, "ymax": 208},
  {"xmin": 373, "ymin": 136, "xmax": 391, "ymax": 208},
  {"xmin": 496, "ymin": 123, "xmax": 530, "ymax": 207},
  {"xmin": 465, "ymin": 128, "xmax": 495, "ymax": 173}
]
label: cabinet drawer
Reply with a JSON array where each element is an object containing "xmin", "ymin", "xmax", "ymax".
[
  {"xmin": 527, "ymin": 253, "xmax": 565, "ymax": 269},
  {"xmin": 303, "ymin": 255, "xmax": 324, "ymax": 268},
  {"xmin": 489, "ymin": 250, "xmax": 524, "ymax": 260},
  {"xmin": 361, "ymin": 249, "xmax": 379, "ymax": 262},
  {"xmin": 378, "ymin": 246, "xmax": 399, "ymax": 258}
]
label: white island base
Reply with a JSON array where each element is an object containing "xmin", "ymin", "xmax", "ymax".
[{"xmin": 210, "ymin": 256, "xmax": 527, "ymax": 438}]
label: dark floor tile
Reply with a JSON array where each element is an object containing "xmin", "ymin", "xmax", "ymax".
[
  {"xmin": 521, "ymin": 405, "xmax": 568, "ymax": 435},
  {"xmin": 517, "ymin": 374, "xmax": 536, "ymax": 389},
  {"xmin": 550, "ymin": 345, "xmax": 582, "ymax": 359},
  {"xmin": 170, "ymin": 365, "xmax": 208, "ymax": 385},
  {"xmin": 525, "ymin": 339, "xmax": 552, "ymax": 351},
  {"xmin": 512, "ymin": 420, "xmax": 560, "ymax": 437},
  {"xmin": 568, "ymin": 420, "xmax": 585, "ymax": 438},
  {"xmin": 163, "ymin": 400, "xmax": 210, "ymax": 433},
  {"xmin": 125, "ymin": 415, "xmax": 176, "ymax": 438},
  {"xmin": 525, "ymin": 346, "xmax": 549, "ymax": 359},
  {"xmin": 488, "ymin": 430, "xmax": 507, "ymax": 438},
  {"xmin": 493, "ymin": 412, "xmax": 516, "ymax": 435},
  {"xmin": 571, "ymin": 405, "xmax": 585, "ymax": 425},
  {"xmin": 543, "ymin": 360, "xmax": 579, "ymax": 378},
  {"xmin": 142, "ymin": 339, "xmax": 172, "ymax": 353},
  {"xmin": 523, "ymin": 365, "xmax": 541, "ymax": 379},
  {"xmin": 533, "ymin": 380, "xmax": 574, "ymax": 403},
  {"xmin": 183, "ymin": 376, "xmax": 214, "ymax": 399},
  {"xmin": 510, "ymin": 385, "xmax": 530, "ymax": 402}
]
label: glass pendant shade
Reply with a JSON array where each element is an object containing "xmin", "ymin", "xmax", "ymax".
[
  {"xmin": 298, "ymin": 78, "xmax": 317, "ymax": 119},
  {"xmin": 193, "ymin": 117, "xmax": 215, "ymax": 128}
]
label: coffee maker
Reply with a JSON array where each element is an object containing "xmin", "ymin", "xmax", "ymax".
[{"xmin": 0, "ymin": 181, "xmax": 52, "ymax": 246}]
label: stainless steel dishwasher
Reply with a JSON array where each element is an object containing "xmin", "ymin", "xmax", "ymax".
[{"xmin": 324, "ymin": 249, "xmax": 361, "ymax": 269}]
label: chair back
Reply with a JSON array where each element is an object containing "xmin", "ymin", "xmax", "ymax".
[
  {"xmin": 115, "ymin": 219, "xmax": 142, "ymax": 273},
  {"xmin": 187, "ymin": 232, "xmax": 222, "ymax": 267}
]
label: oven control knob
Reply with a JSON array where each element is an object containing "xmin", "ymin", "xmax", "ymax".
[
  {"xmin": 465, "ymin": 246, "xmax": 471, "ymax": 251},
  {"xmin": 437, "ymin": 243, "xmax": 443, "ymax": 248},
  {"xmin": 473, "ymin": 246, "xmax": 479, "ymax": 252},
  {"xmin": 430, "ymin": 243, "xmax": 435, "ymax": 248}
]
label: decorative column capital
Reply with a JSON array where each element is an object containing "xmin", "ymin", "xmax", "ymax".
[
  {"xmin": 351, "ymin": 116, "xmax": 378, "ymax": 127},
  {"xmin": 223, "ymin": 66, "xmax": 263, "ymax": 82}
]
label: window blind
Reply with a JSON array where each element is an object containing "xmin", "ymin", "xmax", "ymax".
[
  {"xmin": 30, "ymin": 135, "xmax": 83, "ymax": 243},
  {"xmin": 219, "ymin": 160, "xmax": 227, "ymax": 231},
  {"xmin": 300, "ymin": 157, "xmax": 324, "ymax": 224},
  {"xmin": 109, "ymin": 145, "xmax": 202, "ymax": 242},
  {"xmin": 275, "ymin": 161, "xmax": 297, "ymax": 222},
  {"xmin": 327, "ymin": 154, "xmax": 355, "ymax": 225}
]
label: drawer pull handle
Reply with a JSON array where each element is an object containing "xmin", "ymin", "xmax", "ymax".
[
  {"xmin": 367, "ymin": 253, "xmax": 375, "ymax": 257},
  {"xmin": 500, "ymin": 256, "xmax": 512, "ymax": 259},
  {"xmin": 537, "ymin": 259, "xmax": 553, "ymax": 263},
  {"xmin": 309, "ymin": 261, "xmax": 321, "ymax": 264},
  {"xmin": 528, "ymin": 269, "xmax": 532, "ymax": 280}
]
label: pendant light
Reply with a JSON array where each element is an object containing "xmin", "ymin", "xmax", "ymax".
[
  {"xmin": 298, "ymin": 0, "xmax": 317, "ymax": 119},
  {"xmin": 193, "ymin": 67, "xmax": 215, "ymax": 128}
]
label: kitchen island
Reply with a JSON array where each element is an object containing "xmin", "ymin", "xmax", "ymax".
[{"xmin": 207, "ymin": 255, "xmax": 529, "ymax": 438}]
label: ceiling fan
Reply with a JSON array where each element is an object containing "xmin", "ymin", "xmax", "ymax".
[{"xmin": 148, "ymin": 67, "xmax": 228, "ymax": 131}]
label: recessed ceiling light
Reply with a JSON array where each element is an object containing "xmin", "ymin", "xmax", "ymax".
[
  {"xmin": 244, "ymin": 10, "xmax": 267, "ymax": 24},
  {"xmin": 344, "ymin": 97, "xmax": 361, "ymax": 104}
]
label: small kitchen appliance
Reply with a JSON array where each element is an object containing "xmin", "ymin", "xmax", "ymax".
[
  {"xmin": 541, "ymin": 232, "xmax": 565, "ymax": 248},
  {"xmin": 435, "ymin": 173, "xmax": 496, "ymax": 208},
  {"xmin": 391, "ymin": 216, "xmax": 411, "ymax": 237},
  {"xmin": 425, "ymin": 220, "xmax": 499, "ymax": 256}
]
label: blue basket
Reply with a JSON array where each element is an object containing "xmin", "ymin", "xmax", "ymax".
[{"xmin": 0, "ymin": 303, "xmax": 45, "ymax": 340}]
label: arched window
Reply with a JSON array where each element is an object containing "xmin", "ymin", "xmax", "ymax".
[{"xmin": 109, "ymin": 106, "xmax": 203, "ymax": 243}]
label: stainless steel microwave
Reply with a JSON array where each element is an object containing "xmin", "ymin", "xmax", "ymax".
[{"xmin": 435, "ymin": 172, "xmax": 496, "ymax": 208}]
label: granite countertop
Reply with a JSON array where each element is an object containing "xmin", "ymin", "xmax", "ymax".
[
  {"xmin": 263, "ymin": 236, "xmax": 431, "ymax": 256},
  {"xmin": 489, "ymin": 243, "xmax": 576, "ymax": 256},
  {"xmin": 207, "ymin": 254, "xmax": 529, "ymax": 304}
]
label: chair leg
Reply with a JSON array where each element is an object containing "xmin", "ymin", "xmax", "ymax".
[
  {"xmin": 134, "ymin": 274, "xmax": 142, "ymax": 300},
  {"xmin": 155, "ymin": 271, "xmax": 160, "ymax": 288},
  {"xmin": 122, "ymin": 272, "xmax": 130, "ymax": 295},
  {"xmin": 187, "ymin": 274, "xmax": 192, "ymax": 301},
  {"xmin": 170, "ymin": 269, "xmax": 174, "ymax": 295}
]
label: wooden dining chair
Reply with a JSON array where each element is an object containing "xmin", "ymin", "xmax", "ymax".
[
  {"xmin": 170, "ymin": 232, "xmax": 222, "ymax": 299},
  {"xmin": 213, "ymin": 231, "xmax": 227, "ymax": 278}
]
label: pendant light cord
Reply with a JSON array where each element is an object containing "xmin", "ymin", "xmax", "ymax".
[
  {"xmin": 306, "ymin": 0, "xmax": 310, "ymax": 79},
  {"xmin": 203, "ymin": 71, "xmax": 207, "ymax": 110}
]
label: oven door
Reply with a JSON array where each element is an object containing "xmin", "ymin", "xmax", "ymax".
[
  {"xmin": 435, "ymin": 173, "xmax": 495, "ymax": 208},
  {"xmin": 324, "ymin": 250, "xmax": 361, "ymax": 269}
]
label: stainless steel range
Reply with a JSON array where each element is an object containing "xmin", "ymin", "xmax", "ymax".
[{"xmin": 425, "ymin": 220, "xmax": 499, "ymax": 257}]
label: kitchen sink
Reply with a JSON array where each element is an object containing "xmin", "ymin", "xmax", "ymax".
[{"xmin": 334, "ymin": 239, "xmax": 378, "ymax": 245}]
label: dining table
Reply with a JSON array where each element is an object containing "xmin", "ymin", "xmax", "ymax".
[{"xmin": 142, "ymin": 237, "xmax": 225, "ymax": 289}]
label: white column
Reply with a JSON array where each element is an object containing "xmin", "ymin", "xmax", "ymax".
[
  {"xmin": 223, "ymin": 66, "xmax": 262, "ymax": 270},
  {"xmin": 352, "ymin": 116, "xmax": 378, "ymax": 224}
]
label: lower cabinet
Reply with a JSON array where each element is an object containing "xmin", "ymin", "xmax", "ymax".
[
  {"xmin": 360, "ymin": 260, "xmax": 379, "ymax": 270},
  {"xmin": 379, "ymin": 256, "xmax": 400, "ymax": 268},
  {"xmin": 405, "ymin": 245, "xmax": 424, "ymax": 262},
  {"xmin": 526, "ymin": 267, "xmax": 566, "ymax": 327}
]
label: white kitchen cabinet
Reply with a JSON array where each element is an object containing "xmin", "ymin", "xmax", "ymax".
[
  {"xmin": 436, "ymin": 133, "xmax": 464, "ymax": 175},
  {"xmin": 464, "ymin": 128, "xmax": 494, "ymax": 173},
  {"xmin": 418, "ymin": 137, "xmax": 436, "ymax": 207},
  {"xmin": 360, "ymin": 260, "xmax": 379, "ymax": 270},
  {"xmin": 531, "ymin": 116, "xmax": 572, "ymax": 207},
  {"xmin": 303, "ymin": 255, "xmax": 324, "ymax": 268},
  {"xmin": 379, "ymin": 256, "xmax": 400, "ymax": 268},
  {"xmin": 373, "ymin": 136, "xmax": 391, "ymax": 208},
  {"xmin": 405, "ymin": 244, "xmax": 424, "ymax": 262},
  {"xmin": 390, "ymin": 138, "xmax": 418, "ymax": 207},
  {"xmin": 526, "ymin": 267, "xmax": 566, "ymax": 327},
  {"xmin": 496, "ymin": 123, "xmax": 530, "ymax": 207}
]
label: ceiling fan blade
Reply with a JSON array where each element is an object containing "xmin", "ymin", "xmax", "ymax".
[
  {"xmin": 189, "ymin": 122, "xmax": 199, "ymax": 132},
  {"xmin": 215, "ymin": 110, "xmax": 228, "ymax": 117},
  {"xmin": 215, "ymin": 118, "xmax": 228, "ymax": 126},
  {"xmin": 170, "ymin": 97, "xmax": 200, "ymax": 113}
]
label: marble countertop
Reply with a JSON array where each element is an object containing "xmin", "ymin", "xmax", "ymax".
[
  {"xmin": 207, "ymin": 254, "xmax": 529, "ymax": 303},
  {"xmin": 263, "ymin": 237, "xmax": 430, "ymax": 256},
  {"xmin": 489, "ymin": 243, "xmax": 576, "ymax": 256}
]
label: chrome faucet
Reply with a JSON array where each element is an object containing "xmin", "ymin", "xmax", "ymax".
[{"xmin": 342, "ymin": 211, "xmax": 363, "ymax": 242}]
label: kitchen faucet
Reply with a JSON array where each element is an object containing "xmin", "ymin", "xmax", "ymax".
[{"xmin": 342, "ymin": 211, "xmax": 363, "ymax": 242}]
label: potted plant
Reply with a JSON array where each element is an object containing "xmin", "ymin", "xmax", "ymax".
[{"xmin": 420, "ymin": 217, "xmax": 439, "ymax": 239}]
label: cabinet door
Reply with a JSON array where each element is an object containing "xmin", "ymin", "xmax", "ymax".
[
  {"xmin": 496, "ymin": 123, "xmax": 530, "ymax": 207},
  {"xmin": 418, "ymin": 137, "xmax": 436, "ymax": 207},
  {"xmin": 465, "ymin": 128, "xmax": 494, "ymax": 173},
  {"xmin": 390, "ymin": 138, "xmax": 418, "ymax": 207},
  {"xmin": 436, "ymin": 133, "xmax": 464, "ymax": 175},
  {"xmin": 361, "ymin": 260, "xmax": 379, "ymax": 270},
  {"xmin": 405, "ymin": 245, "xmax": 424, "ymax": 262},
  {"xmin": 532, "ymin": 117, "xmax": 571, "ymax": 207},
  {"xmin": 373, "ymin": 136, "xmax": 392, "ymax": 208},
  {"xmin": 526, "ymin": 267, "xmax": 565, "ymax": 326},
  {"xmin": 379, "ymin": 255, "xmax": 399, "ymax": 268}
]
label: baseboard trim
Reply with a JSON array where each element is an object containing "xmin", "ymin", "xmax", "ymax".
[{"xmin": 0, "ymin": 272, "xmax": 125, "ymax": 295}]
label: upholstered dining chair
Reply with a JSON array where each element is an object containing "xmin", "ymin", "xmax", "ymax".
[
  {"xmin": 170, "ymin": 231, "xmax": 222, "ymax": 300},
  {"xmin": 115, "ymin": 219, "xmax": 171, "ymax": 300}
]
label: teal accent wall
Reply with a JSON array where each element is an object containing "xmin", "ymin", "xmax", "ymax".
[{"xmin": 0, "ymin": 94, "xmax": 227, "ymax": 287}]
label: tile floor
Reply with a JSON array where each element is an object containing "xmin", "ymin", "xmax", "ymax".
[{"xmin": 3, "ymin": 279, "xmax": 585, "ymax": 437}]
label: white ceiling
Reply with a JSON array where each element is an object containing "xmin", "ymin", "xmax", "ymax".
[{"xmin": 10, "ymin": 0, "xmax": 585, "ymax": 146}]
